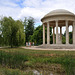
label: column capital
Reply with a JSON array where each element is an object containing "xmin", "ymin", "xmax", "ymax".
[
  {"xmin": 65, "ymin": 20, "xmax": 69, "ymax": 25},
  {"xmin": 66, "ymin": 20, "xmax": 69, "ymax": 27},
  {"xmin": 43, "ymin": 23, "xmax": 45, "ymax": 25},
  {"xmin": 55, "ymin": 20, "xmax": 58, "ymax": 21},
  {"xmin": 66, "ymin": 20, "xmax": 68, "ymax": 23},
  {"xmin": 65, "ymin": 20, "xmax": 69, "ymax": 23},
  {"xmin": 46, "ymin": 21, "xmax": 50, "ymax": 24},
  {"xmin": 55, "ymin": 20, "xmax": 59, "ymax": 23},
  {"xmin": 66, "ymin": 20, "xmax": 68, "ymax": 21},
  {"xmin": 46, "ymin": 22, "xmax": 50, "ymax": 27}
]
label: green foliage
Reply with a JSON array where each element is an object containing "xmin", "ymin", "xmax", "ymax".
[
  {"xmin": 29, "ymin": 25, "xmax": 52, "ymax": 45},
  {"xmin": 0, "ymin": 48, "xmax": 75, "ymax": 75},
  {"xmin": 62, "ymin": 32, "xmax": 73, "ymax": 44},
  {"xmin": 0, "ymin": 68, "xmax": 34, "ymax": 75},
  {"xmin": 4, "ymin": 69, "xmax": 21, "ymax": 75},
  {"xmin": 15, "ymin": 20, "xmax": 25, "ymax": 46},
  {"xmin": 23, "ymin": 17, "xmax": 35, "ymax": 42},
  {"xmin": 0, "ymin": 35, "xmax": 4, "ymax": 46},
  {"xmin": 30, "ymin": 25, "xmax": 43, "ymax": 45},
  {"xmin": 69, "ymin": 32, "xmax": 73, "ymax": 44},
  {"xmin": 48, "ymin": 27, "xmax": 53, "ymax": 43},
  {"xmin": 0, "ymin": 50, "xmax": 28, "ymax": 69},
  {"xmin": 62, "ymin": 34, "xmax": 66, "ymax": 44},
  {"xmin": 1, "ymin": 17, "xmax": 25, "ymax": 47}
]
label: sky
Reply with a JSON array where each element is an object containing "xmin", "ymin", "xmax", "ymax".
[{"xmin": 0, "ymin": 0, "xmax": 75, "ymax": 33}]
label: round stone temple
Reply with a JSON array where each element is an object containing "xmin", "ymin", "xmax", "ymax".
[{"xmin": 41, "ymin": 9, "xmax": 75, "ymax": 46}]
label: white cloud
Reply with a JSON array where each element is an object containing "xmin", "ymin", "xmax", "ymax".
[
  {"xmin": 19, "ymin": 0, "xmax": 75, "ymax": 23},
  {"xmin": 0, "ymin": 0, "xmax": 22, "ymax": 20},
  {"xmin": 3, "ymin": 2, "xmax": 18, "ymax": 7},
  {"xmin": 18, "ymin": 0, "xmax": 75, "ymax": 32},
  {"xmin": 0, "ymin": 0, "xmax": 75, "ymax": 28},
  {"xmin": 18, "ymin": 7, "xmax": 46, "ymax": 22},
  {"xmin": 0, "ymin": 7, "xmax": 21, "ymax": 20},
  {"xmin": 0, "ymin": 0, "xmax": 18, "ymax": 7},
  {"xmin": 23, "ymin": 0, "xmax": 42, "ymax": 8}
]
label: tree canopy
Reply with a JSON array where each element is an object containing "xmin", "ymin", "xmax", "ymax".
[
  {"xmin": 30, "ymin": 25, "xmax": 43, "ymax": 45},
  {"xmin": 23, "ymin": 17, "xmax": 35, "ymax": 42},
  {"xmin": 29, "ymin": 25, "xmax": 52, "ymax": 45},
  {"xmin": 0, "ymin": 17, "xmax": 25, "ymax": 47}
]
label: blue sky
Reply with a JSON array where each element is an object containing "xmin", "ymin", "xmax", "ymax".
[{"xmin": 0, "ymin": 0, "xmax": 75, "ymax": 33}]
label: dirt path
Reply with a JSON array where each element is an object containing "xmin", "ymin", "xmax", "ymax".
[{"xmin": 22, "ymin": 46, "xmax": 75, "ymax": 51}]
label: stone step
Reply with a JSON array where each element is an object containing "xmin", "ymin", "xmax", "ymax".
[{"xmin": 37, "ymin": 44, "xmax": 75, "ymax": 49}]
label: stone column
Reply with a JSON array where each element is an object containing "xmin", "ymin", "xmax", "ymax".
[
  {"xmin": 43, "ymin": 24, "xmax": 45, "ymax": 44},
  {"xmin": 53, "ymin": 27, "xmax": 55, "ymax": 44},
  {"xmin": 60, "ymin": 27, "xmax": 62, "ymax": 44},
  {"xmin": 47, "ymin": 22, "xmax": 50, "ymax": 44},
  {"xmin": 66, "ymin": 20, "xmax": 69, "ymax": 44},
  {"xmin": 73, "ymin": 21, "xmax": 75, "ymax": 44},
  {"xmin": 56, "ymin": 20, "xmax": 58, "ymax": 44}
]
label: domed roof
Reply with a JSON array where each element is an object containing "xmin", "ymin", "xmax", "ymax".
[{"xmin": 42, "ymin": 9, "xmax": 74, "ymax": 20}]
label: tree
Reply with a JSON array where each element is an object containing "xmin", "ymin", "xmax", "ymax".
[
  {"xmin": 62, "ymin": 34, "xmax": 66, "ymax": 44},
  {"xmin": 62, "ymin": 31, "xmax": 73, "ymax": 44},
  {"xmin": 0, "ymin": 35, "xmax": 4, "ymax": 46},
  {"xmin": 50, "ymin": 27, "xmax": 53, "ymax": 44},
  {"xmin": 1, "ymin": 17, "xmax": 25, "ymax": 47},
  {"xmin": 0, "ymin": 21, "xmax": 3, "ymax": 46},
  {"xmin": 14, "ymin": 20, "xmax": 25, "ymax": 46},
  {"xmin": 30, "ymin": 25, "xmax": 52, "ymax": 45},
  {"xmin": 69, "ymin": 32, "xmax": 73, "ymax": 44},
  {"xmin": 30, "ymin": 25, "xmax": 43, "ymax": 45},
  {"xmin": 24, "ymin": 17, "xmax": 35, "ymax": 42}
]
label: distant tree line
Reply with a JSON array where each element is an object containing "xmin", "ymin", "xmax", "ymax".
[
  {"xmin": 25, "ymin": 22, "xmax": 73, "ymax": 45},
  {"xmin": 0, "ymin": 16, "xmax": 73, "ymax": 47},
  {"xmin": 0, "ymin": 16, "xmax": 35, "ymax": 47},
  {"xmin": 23, "ymin": 17, "xmax": 35, "ymax": 43}
]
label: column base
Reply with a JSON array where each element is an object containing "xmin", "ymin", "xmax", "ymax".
[{"xmin": 38, "ymin": 44, "xmax": 75, "ymax": 49}]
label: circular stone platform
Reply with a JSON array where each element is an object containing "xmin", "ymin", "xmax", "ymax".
[
  {"xmin": 22, "ymin": 46, "xmax": 75, "ymax": 51},
  {"xmin": 37, "ymin": 44, "xmax": 75, "ymax": 49}
]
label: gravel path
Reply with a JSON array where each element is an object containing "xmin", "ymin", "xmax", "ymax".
[{"xmin": 22, "ymin": 46, "xmax": 75, "ymax": 51}]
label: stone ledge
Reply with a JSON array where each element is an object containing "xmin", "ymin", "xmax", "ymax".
[{"xmin": 37, "ymin": 44, "xmax": 75, "ymax": 49}]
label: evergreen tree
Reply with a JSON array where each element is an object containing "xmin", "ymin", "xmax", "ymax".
[{"xmin": 24, "ymin": 17, "xmax": 35, "ymax": 42}]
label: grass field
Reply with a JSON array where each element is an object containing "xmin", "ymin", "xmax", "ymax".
[{"xmin": 0, "ymin": 48, "xmax": 75, "ymax": 75}]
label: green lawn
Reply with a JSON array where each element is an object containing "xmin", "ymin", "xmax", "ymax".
[{"xmin": 0, "ymin": 48, "xmax": 75, "ymax": 75}]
